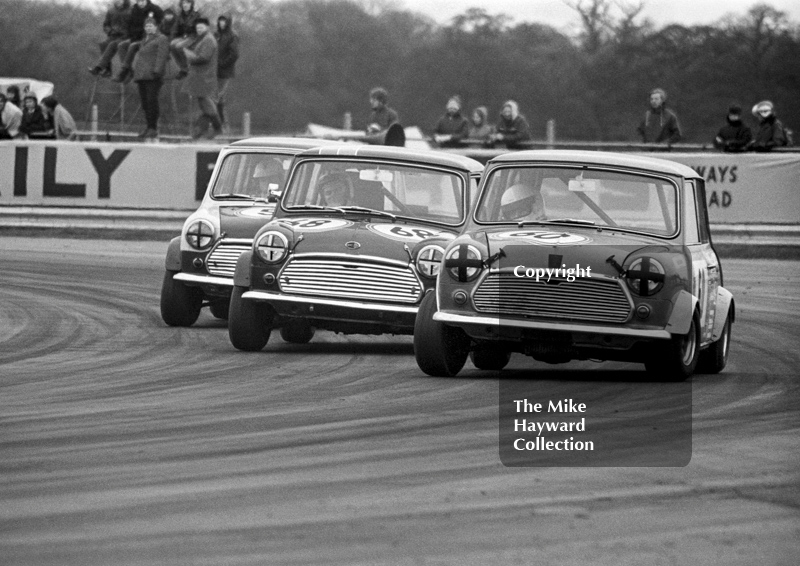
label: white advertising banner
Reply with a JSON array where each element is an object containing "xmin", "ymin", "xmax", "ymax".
[
  {"xmin": 1, "ymin": 141, "xmax": 798, "ymax": 223},
  {"xmin": 0, "ymin": 140, "xmax": 221, "ymax": 210},
  {"xmin": 640, "ymin": 152, "xmax": 800, "ymax": 224}
]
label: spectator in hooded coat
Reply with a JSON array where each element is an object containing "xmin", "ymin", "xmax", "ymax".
[
  {"xmin": 749, "ymin": 100, "xmax": 788, "ymax": 152},
  {"xmin": 713, "ymin": 104, "xmax": 752, "ymax": 152},
  {"xmin": 19, "ymin": 94, "xmax": 52, "ymax": 139},
  {"xmin": 89, "ymin": 0, "xmax": 132, "ymax": 78},
  {"xmin": 637, "ymin": 87, "xmax": 682, "ymax": 144},
  {"xmin": 215, "ymin": 14, "xmax": 239, "ymax": 128},
  {"xmin": 467, "ymin": 105, "xmax": 495, "ymax": 144},
  {"xmin": 40, "ymin": 96, "xmax": 77, "ymax": 140},
  {"xmin": 0, "ymin": 93, "xmax": 23, "ymax": 139},
  {"xmin": 433, "ymin": 95, "xmax": 470, "ymax": 148},
  {"xmin": 490, "ymin": 100, "xmax": 532, "ymax": 149}
]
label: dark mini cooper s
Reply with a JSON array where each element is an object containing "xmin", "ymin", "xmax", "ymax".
[
  {"xmin": 414, "ymin": 150, "xmax": 734, "ymax": 380},
  {"xmin": 227, "ymin": 145, "xmax": 484, "ymax": 350}
]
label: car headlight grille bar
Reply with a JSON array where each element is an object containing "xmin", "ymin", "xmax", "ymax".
[
  {"xmin": 206, "ymin": 241, "xmax": 252, "ymax": 277},
  {"xmin": 473, "ymin": 273, "xmax": 632, "ymax": 323},
  {"xmin": 279, "ymin": 258, "xmax": 422, "ymax": 304}
]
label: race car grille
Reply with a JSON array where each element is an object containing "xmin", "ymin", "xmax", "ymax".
[
  {"xmin": 206, "ymin": 241, "xmax": 252, "ymax": 277},
  {"xmin": 279, "ymin": 258, "xmax": 422, "ymax": 304},
  {"xmin": 473, "ymin": 273, "xmax": 632, "ymax": 323}
]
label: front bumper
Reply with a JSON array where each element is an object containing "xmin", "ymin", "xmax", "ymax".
[
  {"xmin": 433, "ymin": 311, "xmax": 671, "ymax": 339},
  {"xmin": 242, "ymin": 290, "xmax": 418, "ymax": 327}
]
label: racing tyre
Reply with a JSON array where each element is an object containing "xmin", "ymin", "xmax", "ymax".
[
  {"xmin": 697, "ymin": 312, "xmax": 731, "ymax": 374},
  {"xmin": 160, "ymin": 270, "xmax": 203, "ymax": 327},
  {"xmin": 228, "ymin": 286, "xmax": 272, "ymax": 351},
  {"xmin": 414, "ymin": 292, "xmax": 470, "ymax": 377},
  {"xmin": 645, "ymin": 313, "xmax": 700, "ymax": 381},
  {"xmin": 280, "ymin": 320, "xmax": 315, "ymax": 344},
  {"xmin": 470, "ymin": 347, "xmax": 511, "ymax": 371},
  {"xmin": 209, "ymin": 299, "xmax": 230, "ymax": 320}
]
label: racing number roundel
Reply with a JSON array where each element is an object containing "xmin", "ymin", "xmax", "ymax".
[
  {"xmin": 489, "ymin": 230, "xmax": 592, "ymax": 246},
  {"xmin": 276, "ymin": 218, "xmax": 353, "ymax": 231},
  {"xmin": 366, "ymin": 224, "xmax": 445, "ymax": 242}
]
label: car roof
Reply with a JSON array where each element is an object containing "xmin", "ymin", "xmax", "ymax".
[
  {"xmin": 227, "ymin": 137, "xmax": 345, "ymax": 149},
  {"xmin": 297, "ymin": 145, "xmax": 485, "ymax": 173},
  {"xmin": 489, "ymin": 149, "xmax": 701, "ymax": 179}
]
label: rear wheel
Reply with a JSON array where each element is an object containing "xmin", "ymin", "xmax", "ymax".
[
  {"xmin": 160, "ymin": 270, "xmax": 203, "ymax": 327},
  {"xmin": 470, "ymin": 347, "xmax": 511, "ymax": 371},
  {"xmin": 414, "ymin": 292, "xmax": 470, "ymax": 377},
  {"xmin": 645, "ymin": 313, "xmax": 700, "ymax": 381},
  {"xmin": 280, "ymin": 320, "xmax": 315, "ymax": 344},
  {"xmin": 228, "ymin": 286, "xmax": 272, "ymax": 351},
  {"xmin": 697, "ymin": 312, "xmax": 732, "ymax": 374}
]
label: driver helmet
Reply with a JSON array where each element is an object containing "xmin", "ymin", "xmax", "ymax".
[
  {"xmin": 500, "ymin": 183, "xmax": 541, "ymax": 220},
  {"xmin": 253, "ymin": 158, "xmax": 284, "ymax": 180}
]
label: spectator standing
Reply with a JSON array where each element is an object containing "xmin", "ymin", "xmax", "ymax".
[
  {"xmin": 170, "ymin": 0, "xmax": 202, "ymax": 79},
  {"xmin": 182, "ymin": 17, "xmax": 222, "ymax": 139},
  {"xmin": 467, "ymin": 106, "xmax": 495, "ymax": 145},
  {"xmin": 637, "ymin": 87, "xmax": 681, "ymax": 144},
  {"xmin": 19, "ymin": 94, "xmax": 52, "ymax": 139},
  {"xmin": 215, "ymin": 14, "xmax": 239, "ymax": 130},
  {"xmin": 433, "ymin": 95, "xmax": 469, "ymax": 148},
  {"xmin": 132, "ymin": 14, "xmax": 169, "ymax": 139},
  {"xmin": 750, "ymin": 100, "xmax": 788, "ymax": 152},
  {"xmin": 89, "ymin": 0, "xmax": 132, "ymax": 78},
  {"xmin": 490, "ymin": 100, "xmax": 532, "ymax": 149},
  {"xmin": 0, "ymin": 93, "xmax": 23, "ymax": 139},
  {"xmin": 113, "ymin": 0, "xmax": 164, "ymax": 82},
  {"xmin": 713, "ymin": 104, "xmax": 752, "ymax": 152},
  {"xmin": 40, "ymin": 96, "xmax": 77, "ymax": 140},
  {"xmin": 367, "ymin": 87, "xmax": 400, "ymax": 133}
]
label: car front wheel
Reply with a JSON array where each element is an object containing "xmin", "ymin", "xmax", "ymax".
[
  {"xmin": 160, "ymin": 270, "xmax": 203, "ymax": 327},
  {"xmin": 414, "ymin": 292, "xmax": 470, "ymax": 377},
  {"xmin": 228, "ymin": 286, "xmax": 273, "ymax": 351},
  {"xmin": 645, "ymin": 313, "xmax": 700, "ymax": 381}
]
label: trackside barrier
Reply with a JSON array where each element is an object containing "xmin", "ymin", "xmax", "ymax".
[{"xmin": 1, "ymin": 140, "xmax": 799, "ymax": 223}]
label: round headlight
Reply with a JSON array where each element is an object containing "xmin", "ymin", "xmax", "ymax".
[
  {"xmin": 626, "ymin": 257, "xmax": 665, "ymax": 296},
  {"xmin": 185, "ymin": 219, "xmax": 215, "ymax": 250},
  {"xmin": 255, "ymin": 231, "xmax": 289, "ymax": 263},
  {"xmin": 445, "ymin": 244, "xmax": 483, "ymax": 282},
  {"xmin": 416, "ymin": 245, "xmax": 445, "ymax": 278}
]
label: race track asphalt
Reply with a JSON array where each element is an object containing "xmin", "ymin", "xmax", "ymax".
[{"xmin": 1, "ymin": 237, "xmax": 798, "ymax": 565}]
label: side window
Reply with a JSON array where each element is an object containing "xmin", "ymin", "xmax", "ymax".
[
  {"xmin": 682, "ymin": 180, "xmax": 700, "ymax": 244},
  {"xmin": 694, "ymin": 179, "xmax": 711, "ymax": 243}
]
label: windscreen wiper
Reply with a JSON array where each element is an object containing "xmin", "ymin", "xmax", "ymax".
[
  {"xmin": 214, "ymin": 193, "xmax": 254, "ymax": 199},
  {"xmin": 333, "ymin": 206, "xmax": 397, "ymax": 221},
  {"xmin": 541, "ymin": 218, "xmax": 596, "ymax": 225}
]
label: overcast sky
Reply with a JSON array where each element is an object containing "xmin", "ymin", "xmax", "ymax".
[{"xmin": 397, "ymin": 0, "xmax": 800, "ymax": 32}]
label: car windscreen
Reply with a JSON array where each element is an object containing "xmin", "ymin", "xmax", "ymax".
[
  {"xmin": 211, "ymin": 153, "xmax": 294, "ymax": 199},
  {"xmin": 475, "ymin": 165, "xmax": 679, "ymax": 236},
  {"xmin": 282, "ymin": 160, "xmax": 467, "ymax": 226}
]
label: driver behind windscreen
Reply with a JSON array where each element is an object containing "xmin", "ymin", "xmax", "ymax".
[
  {"xmin": 252, "ymin": 158, "xmax": 286, "ymax": 198},
  {"xmin": 318, "ymin": 172, "xmax": 353, "ymax": 207},
  {"xmin": 499, "ymin": 183, "xmax": 546, "ymax": 221}
]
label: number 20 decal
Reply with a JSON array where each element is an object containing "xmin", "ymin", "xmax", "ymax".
[{"xmin": 366, "ymin": 224, "xmax": 445, "ymax": 241}]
